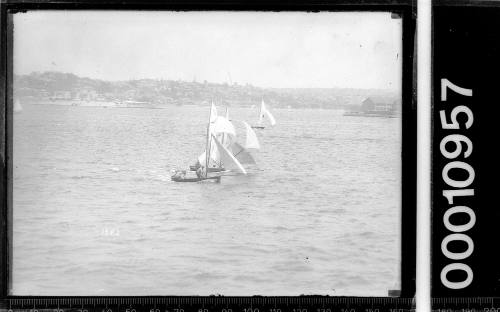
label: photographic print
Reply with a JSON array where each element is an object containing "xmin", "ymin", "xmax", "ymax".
[{"xmin": 11, "ymin": 11, "xmax": 403, "ymax": 296}]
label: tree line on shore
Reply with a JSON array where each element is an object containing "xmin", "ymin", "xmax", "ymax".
[{"xmin": 14, "ymin": 71, "xmax": 399, "ymax": 109}]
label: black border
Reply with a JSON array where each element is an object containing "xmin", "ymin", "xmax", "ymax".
[
  {"xmin": 431, "ymin": 1, "xmax": 500, "ymax": 299},
  {"xmin": 0, "ymin": 0, "xmax": 416, "ymax": 303}
]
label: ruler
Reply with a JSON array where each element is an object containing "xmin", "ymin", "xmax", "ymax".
[
  {"xmin": 0, "ymin": 297, "xmax": 414, "ymax": 312},
  {"xmin": 432, "ymin": 298, "xmax": 500, "ymax": 310}
]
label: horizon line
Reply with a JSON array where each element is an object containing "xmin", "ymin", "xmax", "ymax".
[{"xmin": 15, "ymin": 70, "xmax": 401, "ymax": 93}]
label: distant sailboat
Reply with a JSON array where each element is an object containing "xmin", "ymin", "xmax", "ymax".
[
  {"xmin": 14, "ymin": 99, "xmax": 23, "ymax": 113},
  {"xmin": 252, "ymin": 99, "xmax": 276, "ymax": 129}
]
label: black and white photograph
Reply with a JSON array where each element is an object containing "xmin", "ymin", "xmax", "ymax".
[{"xmin": 11, "ymin": 11, "xmax": 403, "ymax": 296}]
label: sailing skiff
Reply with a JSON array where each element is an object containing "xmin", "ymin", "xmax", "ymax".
[
  {"xmin": 171, "ymin": 103, "xmax": 259, "ymax": 182},
  {"xmin": 251, "ymin": 99, "xmax": 276, "ymax": 129}
]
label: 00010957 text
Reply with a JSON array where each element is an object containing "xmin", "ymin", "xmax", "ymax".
[{"xmin": 438, "ymin": 78, "xmax": 476, "ymax": 290}]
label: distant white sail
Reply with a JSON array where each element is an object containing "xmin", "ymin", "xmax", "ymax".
[
  {"xmin": 212, "ymin": 135, "xmax": 247, "ymax": 175},
  {"xmin": 258, "ymin": 100, "xmax": 276, "ymax": 126},
  {"xmin": 241, "ymin": 121, "xmax": 260, "ymax": 150},
  {"xmin": 258, "ymin": 101, "xmax": 264, "ymax": 124},
  {"xmin": 264, "ymin": 109, "xmax": 276, "ymax": 126}
]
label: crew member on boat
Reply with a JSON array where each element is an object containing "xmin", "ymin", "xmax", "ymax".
[{"xmin": 196, "ymin": 166, "xmax": 204, "ymax": 178}]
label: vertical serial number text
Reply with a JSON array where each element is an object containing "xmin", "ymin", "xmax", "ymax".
[{"xmin": 439, "ymin": 78, "xmax": 474, "ymax": 290}]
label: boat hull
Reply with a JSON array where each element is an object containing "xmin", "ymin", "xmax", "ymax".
[
  {"xmin": 171, "ymin": 175, "xmax": 221, "ymax": 182},
  {"xmin": 251, "ymin": 126, "xmax": 265, "ymax": 129},
  {"xmin": 189, "ymin": 166, "xmax": 225, "ymax": 172}
]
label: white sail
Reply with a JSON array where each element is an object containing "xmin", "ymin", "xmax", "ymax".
[
  {"xmin": 14, "ymin": 99, "xmax": 22, "ymax": 113},
  {"xmin": 210, "ymin": 102, "xmax": 218, "ymax": 122},
  {"xmin": 220, "ymin": 107, "xmax": 231, "ymax": 147},
  {"xmin": 205, "ymin": 102, "xmax": 218, "ymax": 175},
  {"xmin": 200, "ymin": 134, "xmax": 255, "ymax": 169},
  {"xmin": 211, "ymin": 116, "xmax": 236, "ymax": 139},
  {"xmin": 212, "ymin": 135, "xmax": 247, "ymax": 175},
  {"xmin": 198, "ymin": 148, "xmax": 220, "ymax": 168},
  {"xmin": 198, "ymin": 151, "xmax": 206, "ymax": 167},
  {"xmin": 199, "ymin": 114, "xmax": 234, "ymax": 170},
  {"xmin": 241, "ymin": 121, "xmax": 260, "ymax": 149},
  {"xmin": 258, "ymin": 100, "xmax": 276, "ymax": 126},
  {"xmin": 258, "ymin": 100, "xmax": 265, "ymax": 124},
  {"xmin": 265, "ymin": 109, "xmax": 276, "ymax": 126},
  {"xmin": 230, "ymin": 142, "xmax": 256, "ymax": 165}
]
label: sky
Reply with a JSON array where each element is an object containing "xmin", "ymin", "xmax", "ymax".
[{"xmin": 13, "ymin": 11, "xmax": 402, "ymax": 90}]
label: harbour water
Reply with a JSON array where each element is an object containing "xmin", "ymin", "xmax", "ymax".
[{"xmin": 12, "ymin": 103, "xmax": 402, "ymax": 296}]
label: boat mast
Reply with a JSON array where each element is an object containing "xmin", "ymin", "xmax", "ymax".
[
  {"xmin": 259, "ymin": 98, "xmax": 264, "ymax": 125},
  {"xmin": 205, "ymin": 101, "xmax": 213, "ymax": 178},
  {"xmin": 221, "ymin": 107, "xmax": 228, "ymax": 146}
]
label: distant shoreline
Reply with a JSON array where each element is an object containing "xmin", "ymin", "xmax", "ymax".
[
  {"xmin": 18, "ymin": 98, "xmax": 402, "ymax": 119},
  {"xmin": 14, "ymin": 71, "xmax": 400, "ymax": 110},
  {"xmin": 19, "ymin": 97, "xmax": 354, "ymax": 111}
]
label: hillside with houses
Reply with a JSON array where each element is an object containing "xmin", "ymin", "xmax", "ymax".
[{"xmin": 14, "ymin": 71, "xmax": 400, "ymax": 110}]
